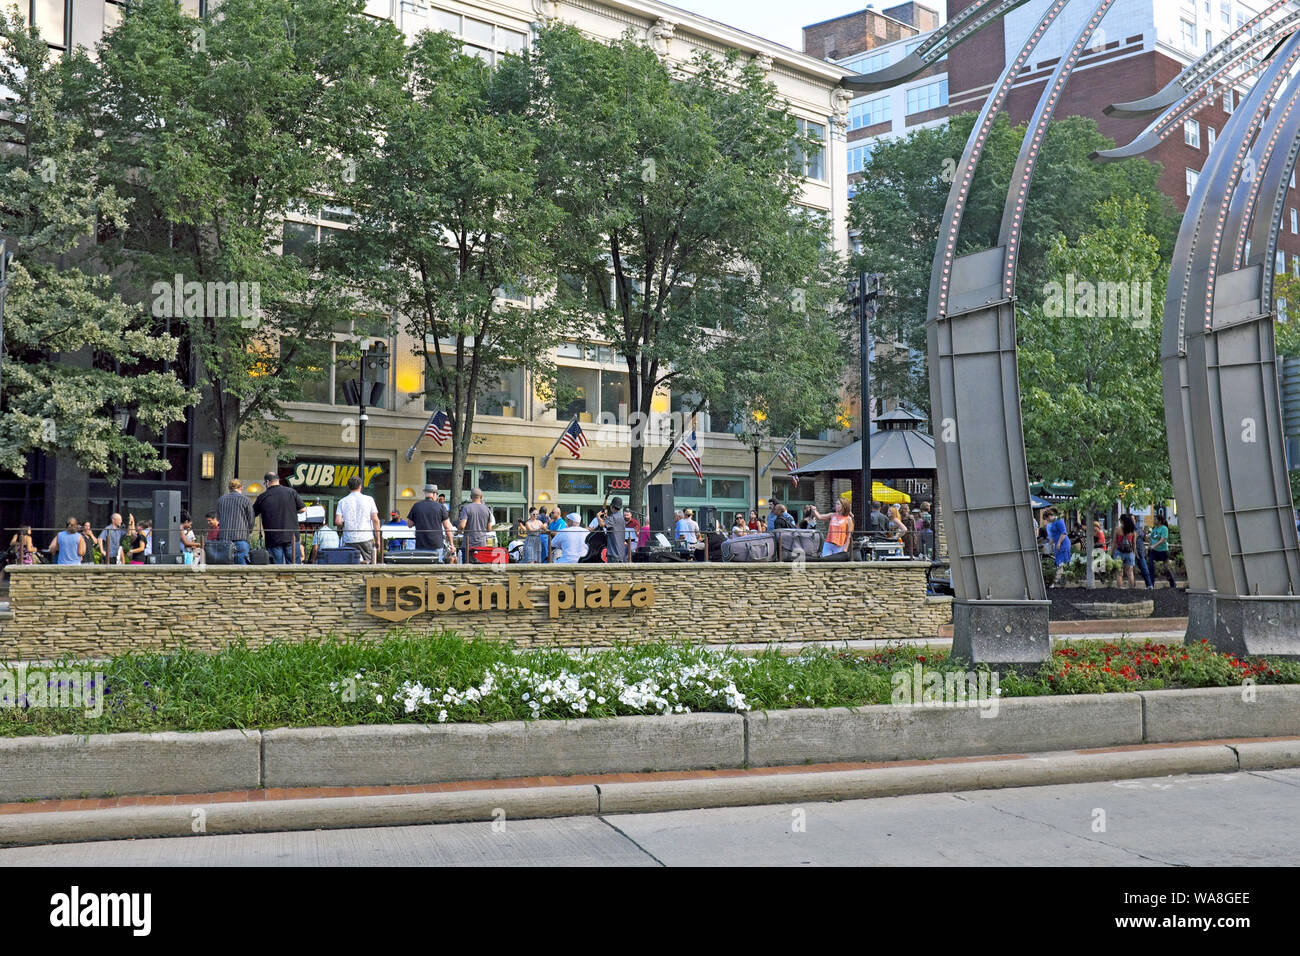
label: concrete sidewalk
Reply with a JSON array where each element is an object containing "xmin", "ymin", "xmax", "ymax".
[{"xmin": 2, "ymin": 735, "xmax": 1296, "ymax": 848}]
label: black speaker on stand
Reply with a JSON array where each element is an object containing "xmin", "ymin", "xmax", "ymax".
[
  {"xmin": 698, "ymin": 505, "xmax": 721, "ymax": 535},
  {"xmin": 647, "ymin": 484, "xmax": 673, "ymax": 538},
  {"xmin": 152, "ymin": 490, "xmax": 181, "ymax": 556}
]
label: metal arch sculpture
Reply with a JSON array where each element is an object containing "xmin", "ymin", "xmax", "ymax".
[
  {"xmin": 1106, "ymin": 0, "xmax": 1294, "ymax": 117},
  {"xmin": 847, "ymin": 0, "xmax": 1118, "ymax": 665},
  {"xmin": 1105, "ymin": 12, "xmax": 1300, "ymax": 655}
]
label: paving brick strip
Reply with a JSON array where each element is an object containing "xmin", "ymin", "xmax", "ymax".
[{"xmin": 0, "ymin": 685, "xmax": 1296, "ymax": 845}]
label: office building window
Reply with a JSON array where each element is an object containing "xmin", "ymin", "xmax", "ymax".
[
  {"xmin": 1208, "ymin": 126, "xmax": 1216, "ymax": 149},
  {"xmin": 413, "ymin": 7, "xmax": 528, "ymax": 64},
  {"xmin": 1180, "ymin": 19, "xmax": 1196, "ymax": 48},
  {"xmin": 1184, "ymin": 118, "xmax": 1200, "ymax": 148},
  {"xmin": 843, "ymin": 49, "xmax": 890, "ymax": 74},
  {"xmin": 792, "ymin": 119, "xmax": 826, "ymax": 181},
  {"xmin": 849, "ymin": 95, "xmax": 891, "ymax": 130},
  {"xmin": 1206, "ymin": 29, "xmax": 1213, "ymax": 50},
  {"xmin": 1220, "ymin": 0, "xmax": 1230, "ymax": 24},
  {"xmin": 1224, "ymin": 88, "xmax": 1234, "ymax": 113},
  {"xmin": 906, "ymin": 78, "xmax": 948, "ymax": 115},
  {"xmin": 1186, "ymin": 167, "xmax": 1199, "ymax": 196},
  {"xmin": 847, "ymin": 142, "xmax": 876, "ymax": 174},
  {"xmin": 1292, "ymin": 208, "xmax": 1298, "ymax": 234}
]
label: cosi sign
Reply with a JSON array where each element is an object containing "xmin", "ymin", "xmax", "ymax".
[{"xmin": 366, "ymin": 573, "xmax": 655, "ymax": 622}]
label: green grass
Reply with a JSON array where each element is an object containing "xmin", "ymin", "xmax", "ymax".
[{"xmin": 1, "ymin": 633, "xmax": 1296, "ymax": 737}]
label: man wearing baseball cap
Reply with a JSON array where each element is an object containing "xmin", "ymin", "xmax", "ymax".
[
  {"xmin": 551, "ymin": 512, "xmax": 587, "ymax": 563},
  {"xmin": 406, "ymin": 483, "xmax": 455, "ymax": 562}
]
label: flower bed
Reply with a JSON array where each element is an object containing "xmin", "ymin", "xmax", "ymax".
[{"xmin": 2, "ymin": 634, "xmax": 1296, "ymax": 737}]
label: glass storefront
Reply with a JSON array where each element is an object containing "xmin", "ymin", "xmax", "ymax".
[
  {"xmin": 671, "ymin": 472, "xmax": 750, "ymax": 530},
  {"xmin": 426, "ymin": 464, "xmax": 528, "ymax": 527},
  {"xmin": 771, "ymin": 476, "xmax": 815, "ymax": 506},
  {"xmin": 282, "ymin": 457, "xmax": 391, "ymax": 519},
  {"xmin": 556, "ymin": 469, "xmax": 640, "ymax": 525}
]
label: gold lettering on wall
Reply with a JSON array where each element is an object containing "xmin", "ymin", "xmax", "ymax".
[{"xmin": 364, "ymin": 574, "xmax": 655, "ymax": 623}]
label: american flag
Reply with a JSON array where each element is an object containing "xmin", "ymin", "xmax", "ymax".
[
  {"xmin": 675, "ymin": 426, "xmax": 703, "ymax": 481},
  {"xmin": 559, "ymin": 418, "xmax": 588, "ymax": 457},
  {"xmin": 778, "ymin": 439, "xmax": 799, "ymax": 486},
  {"xmin": 423, "ymin": 409, "xmax": 452, "ymax": 446}
]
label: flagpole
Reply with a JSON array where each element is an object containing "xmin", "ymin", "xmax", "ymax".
[
  {"xmin": 759, "ymin": 427, "xmax": 800, "ymax": 477},
  {"xmin": 540, "ymin": 415, "xmax": 580, "ymax": 469},
  {"xmin": 404, "ymin": 408, "xmax": 441, "ymax": 463}
]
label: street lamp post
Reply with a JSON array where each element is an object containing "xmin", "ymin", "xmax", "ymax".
[
  {"xmin": 852, "ymin": 272, "xmax": 883, "ymax": 524},
  {"xmin": 0, "ymin": 240, "xmax": 13, "ymax": 412},
  {"xmin": 350, "ymin": 339, "xmax": 389, "ymax": 482}
]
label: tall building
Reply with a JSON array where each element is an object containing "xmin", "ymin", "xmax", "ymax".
[{"xmin": 3, "ymin": 0, "xmax": 854, "ymax": 536}]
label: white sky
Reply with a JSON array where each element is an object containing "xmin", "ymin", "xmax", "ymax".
[{"xmin": 665, "ymin": 1, "xmax": 947, "ymax": 52}]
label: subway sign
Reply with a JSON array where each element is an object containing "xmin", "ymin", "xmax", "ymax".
[{"xmin": 288, "ymin": 462, "xmax": 384, "ymax": 489}]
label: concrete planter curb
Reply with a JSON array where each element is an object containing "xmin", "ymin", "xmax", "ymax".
[
  {"xmin": 0, "ymin": 730, "xmax": 259, "ymax": 803},
  {"xmin": 1, "ymin": 685, "xmax": 1298, "ymax": 804},
  {"xmin": 262, "ymin": 713, "xmax": 744, "ymax": 788},
  {"xmin": 1139, "ymin": 685, "xmax": 1300, "ymax": 742},
  {"xmin": 742, "ymin": 694, "xmax": 1144, "ymax": 766}
]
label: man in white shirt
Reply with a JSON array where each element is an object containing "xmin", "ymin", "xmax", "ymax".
[
  {"xmin": 550, "ymin": 513, "xmax": 588, "ymax": 563},
  {"xmin": 334, "ymin": 475, "xmax": 381, "ymax": 563}
]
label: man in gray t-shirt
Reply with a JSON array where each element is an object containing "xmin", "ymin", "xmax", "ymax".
[
  {"xmin": 458, "ymin": 487, "xmax": 495, "ymax": 551},
  {"xmin": 604, "ymin": 496, "xmax": 628, "ymax": 562}
]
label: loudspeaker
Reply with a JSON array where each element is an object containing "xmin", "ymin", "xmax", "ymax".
[
  {"xmin": 152, "ymin": 490, "xmax": 181, "ymax": 556},
  {"xmin": 698, "ymin": 505, "xmax": 721, "ymax": 535},
  {"xmin": 146, "ymin": 553, "xmax": 185, "ymax": 565},
  {"xmin": 647, "ymin": 484, "xmax": 673, "ymax": 536}
]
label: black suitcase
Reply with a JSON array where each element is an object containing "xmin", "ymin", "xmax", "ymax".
[
  {"xmin": 317, "ymin": 547, "xmax": 363, "ymax": 565},
  {"xmin": 720, "ymin": 532, "xmax": 776, "ymax": 562},
  {"xmin": 249, "ymin": 548, "xmax": 270, "ymax": 565},
  {"xmin": 204, "ymin": 540, "xmax": 234, "ymax": 565}
]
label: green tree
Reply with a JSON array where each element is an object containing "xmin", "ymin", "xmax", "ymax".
[
  {"xmin": 850, "ymin": 114, "xmax": 1179, "ymax": 416},
  {"xmin": 88, "ymin": 0, "xmax": 407, "ymax": 483},
  {"xmin": 1018, "ymin": 196, "xmax": 1172, "ymax": 586},
  {"xmin": 0, "ymin": 11, "xmax": 192, "ymax": 478},
  {"xmin": 329, "ymin": 31, "xmax": 564, "ymax": 515},
  {"xmin": 518, "ymin": 25, "xmax": 848, "ymax": 512}
]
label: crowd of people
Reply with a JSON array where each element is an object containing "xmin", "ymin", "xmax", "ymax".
[
  {"xmin": 1039, "ymin": 507, "xmax": 1180, "ymax": 589},
  {"xmin": 4, "ymin": 477, "xmax": 938, "ymax": 570}
]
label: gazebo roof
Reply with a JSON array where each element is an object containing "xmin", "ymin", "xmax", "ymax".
[{"xmin": 790, "ymin": 424, "xmax": 935, "ymax": 476}]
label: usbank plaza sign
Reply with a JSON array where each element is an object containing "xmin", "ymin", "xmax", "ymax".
[{"xmin": 365, "ymin": 574, "xmax": 656, "ymax": 622}]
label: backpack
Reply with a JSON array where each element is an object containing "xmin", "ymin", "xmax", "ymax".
[{"xmin": 1117, "ymin": 532, "xmax": 1133, "ymax": 554}]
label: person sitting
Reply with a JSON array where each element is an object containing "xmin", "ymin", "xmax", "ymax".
[{"xmin": 550, "ymin": 513, "xmax": 587, "ymax": 563}]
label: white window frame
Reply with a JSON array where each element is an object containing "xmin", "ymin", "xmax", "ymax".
[
  {"xmin": 1184, "ymin": 118, "xmax": 1200, "ymax": 148},
  {"xmin": 1186, "ymin": 167, "xmax": 1199, "ymax": 196}
]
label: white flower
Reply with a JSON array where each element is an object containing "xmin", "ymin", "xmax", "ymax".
[{"xmin": 376, "ymin": 695, "xmax": 384, "ymax": 704}]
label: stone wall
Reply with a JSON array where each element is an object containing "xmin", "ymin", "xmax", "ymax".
[{"xmin": 0, "ymin": 563, "xmax": 952, "ymax": 660}]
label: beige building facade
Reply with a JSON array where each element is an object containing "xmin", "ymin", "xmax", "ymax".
[{"xmin": 16, "ymin": 0, "xmax": 854, "ymax": 532}]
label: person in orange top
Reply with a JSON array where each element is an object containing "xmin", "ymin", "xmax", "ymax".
[{"xmin": 809, "ymin": 498, "xmax": 855, "ymax": 557}]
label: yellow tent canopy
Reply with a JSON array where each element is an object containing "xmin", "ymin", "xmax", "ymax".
[{"xmin": 840, "ymin": 482, "xmax": 911, "ymax": 505}]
